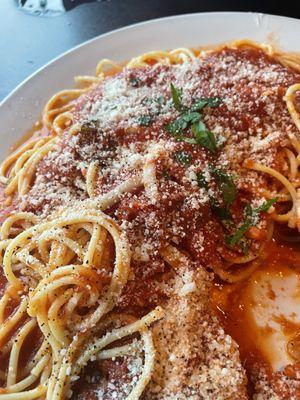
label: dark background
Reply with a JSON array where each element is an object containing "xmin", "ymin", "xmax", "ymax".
[{"xmin": 1, "ymin": 0, "xmax": 300, "ymax": 101}]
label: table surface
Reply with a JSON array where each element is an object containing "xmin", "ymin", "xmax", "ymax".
[{"xmin": 1, "ymin": 0, "xmax": 300, "ymax": 101}]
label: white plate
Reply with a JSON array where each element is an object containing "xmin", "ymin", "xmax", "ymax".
[{"xmin": 1, "ymin": 12, "xmax": 300, "ymax": 158}]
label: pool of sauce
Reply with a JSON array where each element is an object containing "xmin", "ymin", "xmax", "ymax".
[{"xmin": 211, "ymin": 226, "xmax": 300, "ymax": 395}]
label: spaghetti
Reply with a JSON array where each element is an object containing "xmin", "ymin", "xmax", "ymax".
[
  {"xmin": 0, "ymin": 40, "xmax": 300, "ymax": 399},
  {"xmin": 0, "ymin": 201, "xmax": 163, "ymax": 399}
]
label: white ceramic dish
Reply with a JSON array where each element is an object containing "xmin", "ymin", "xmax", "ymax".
[{"xmin": 1, "ymin": 12, "xmax": 300, "ymax": 158}]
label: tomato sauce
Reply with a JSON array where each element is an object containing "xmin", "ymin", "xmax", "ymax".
[{"xmin": 212, "ymin": 229, "xmax": 300, "ymax": 395}]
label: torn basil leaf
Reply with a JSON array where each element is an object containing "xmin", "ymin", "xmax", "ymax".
[{"xmin": 173, "ymin": 151, "xmax": 192, "ymax": 166}]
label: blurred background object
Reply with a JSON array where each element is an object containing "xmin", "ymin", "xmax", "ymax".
[
  {"xmin": 1, "ymin": 0, "xmax": 300, "ymax": 100},
  {"xmin": 17, "ymin": 0, "xmax": 65, "ymax": 16},
  {"xmin": 17, "ymin": 0, "xmax": 106, "ymax": 16}
]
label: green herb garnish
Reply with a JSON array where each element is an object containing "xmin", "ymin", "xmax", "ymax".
[
  {"xmin": 225, "ymin": 220, "xmax": 251, "ymax": 247},
  {"xmin": 191, "ymin": 121, "xmax": 217, "ymax": 153},
  {"xmin": 196, "ymin": 172, "xmax": 209, "ymax": 191},
  {"xmin": 173, "ymin": 151, "xmax": 192, "ymax": 166},
  {"xmin": 167, "ymin": 83, "xmax": 222, "ymax": 153},
  {"xmin": 129, "ymin": 77, "xmax": 141, "ymax": 87},
  {"xmin": 167, "ymin": 115, "xmax": 191, "ymax": 135},
  {"xmin": 156, "ymin": 95, "xmax": 164, "ymax": 106},
  {"xmin": 137, "ymin": 115, "xmax": 152, "ymax": 126},
  {"xmin": 191, "ymin": 97, "xmax": 222, "ymax": 112},
  {"xmin": 210, "ymin": 166, "xmax": 237, "ymax": 208},
  {"xmin": 255, "ymin": 198, "xmax": 277, "ymax": 213},
  {"xmin": 211, "ymin": 200, "xmax": 232, "ymax": 220},
  {"xmin": 162, "ymin": 170, "xmax": 170, "ymax": 179},
  {"xmin": 225, "ymin": 198, "xmax": 277, "ymax": 247},
  {"xmin": 170, "ymin": 83, "xmax": 183, "ymax": 111},
  {"xmin": 197, "ymin": 166, "xmax": 237, "ymax": 220}
]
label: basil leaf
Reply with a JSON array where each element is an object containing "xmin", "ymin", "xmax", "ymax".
[
  {"xmin": 170, "ymin": 83, "xmax": 183, "ymax": 111},
  {"xmin": 210, "ymin": 166, "xmax": 232, "ymax": 182},
  {"xmin": 190, "ymin": 100, "xmax": 209, "ymax": 112},
  {"xmin": 204, "ymin": 97, "xmax": 222, "ymax": 108},
  {"xmin": 167, "ymin": 111, "xmax": 200, "ymax": 136},
  {"xmin": 173, "ymin": 151, "xmax": 192, "ymax": 166},
  {"xmin": 156, "ymin": 95, "xmax": 164, "ymax": 106},
  {"xmin": 210, "ymin": 167, "xmax": 237, "ymax": 207},
  {"xmin": 192, "ymin": 121, "xmax": 217, "ymax": 153},
  {"xmin": 197, "ymin": 166, "xmax": 236, "ymax": 220},
  {"xmin": 138, "ymin": 115, "xmax": 152, "ymax": 126},
  {"xmin": 222, "ymin": 182, "xmax": 237, "ymax": 208},
  {"xmin": 182, "ymin": 137, "xmax": 198, "ymax": 144},
  {"xmin": 254, "ymin": 198, "xmax": 277, "ymax": 213},
  {"xmin": 181, "ymin": 111, "xmax": 200, "ymax": 124},
  {"xmin": 226, "ymin": 197, "xmax": 277, "ymax": 247},
  {"xmin": 197, "ymin": 174, "xmax": 232, "ymax": 219},
  {"xmin": 162, "ymin": 170, "xmax": 170, "ymax": 179},
  {"xmin": 196, "ymin": 172, "xmax": 209, "ymax": 190},
  {"xmin": 225, "ymin": 220, "xmax": 251, "ymax": 247},
  {"xmin": 191, "ymin": 97, "xmax": 222, "ymax": 112},
  {"xmin": 129, "ymin": 77, "xmax": 141, "ymax": 87},
  {"xmin": 211, "ymin": 201, "xmax": 232, "ymax": 220},
  {"xmin": 167, "ymin": 86, "xmax": 222, "ymax": 152},
  {"xmin": 166, "ymin": 118, "xmax": 188, "ymax": 136}
]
